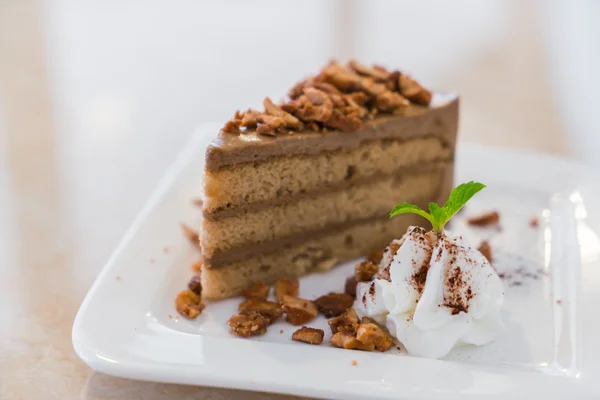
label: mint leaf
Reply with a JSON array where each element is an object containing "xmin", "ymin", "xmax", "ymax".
[
  {"xmin": 441, "ymin": 181, "xmax": 486, "ymax": 224},
  {"xmin": 389, "ymin": 181, "xmax": 486, "ymax": 233},
  {"xmin": 389, "ymin": 203, "xmax": 433, "ymax": 226},
  {"xmin": 428, "ymin": 202, "xmax": 445, "ymax": 232}
]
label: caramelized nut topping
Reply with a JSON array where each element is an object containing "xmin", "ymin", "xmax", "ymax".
[
  {"xmin": 328, "ymin": 308, "xmax": 359, "ymax": 335},
  {"xmin": 242, "ymin": 282, "xmax": 270, "ymax": 300},
  {"xmin": 478, "ymin": 240, "xmax": 493, "ymax": 263},
  {"xmin": 238, "ymin": 298, "xmax": 283, "ymax": 325},
  {"xmin": 292, "ymin": 326, "xmax": 325, "ymax": 345},
  {"xmin": 314, "ymin": 293, "xmax": 354, "ymax": 317},
  {"xmin": 227, "ymin": 312, "xmax": 269, "ymax": 337},
  {"xmin": 330, "ymin": 332, "xmax": 375, "ymax": 351},
  {"xmin": 356, "ymin": 323, "xmax": 394, "ymax": 352},
  {"xmin": 355, "ymin": 260, "xmax": 379, "ymax": 282},
  {"xmin": 221, "ymin": 60, "xmax": 432, "ymax": 135},
  {"xmin": 344, "ymin": 276, "xmax": 358, "ymax": 298},
  {"xmin": 398, "ymin": 74, "xmax": 432, "ymax": 106},
  {"xmin": 281, "ymin": 295, "xmax": 318, "ymax": 325},
  {"xmin": 175, "ymin": 289, "xmax": 205, "ymax": 319},
  {"xmin": 467, "ymin": 211, "xmax": 500, "ymax": 227}
]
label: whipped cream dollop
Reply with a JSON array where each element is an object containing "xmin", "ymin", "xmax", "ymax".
[{"xmin": 355, "ymin": 226, "xmax": 504, "ymax": 359}]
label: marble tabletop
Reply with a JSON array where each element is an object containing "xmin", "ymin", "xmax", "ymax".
[{"xmin": 0, "ymin": 1, "xmax": 569, "ymax": 399}]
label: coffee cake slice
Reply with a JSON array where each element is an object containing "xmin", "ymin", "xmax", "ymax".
[{"xmin": 199, "ymin": 60, "xmax": 459, "ymax": 299}]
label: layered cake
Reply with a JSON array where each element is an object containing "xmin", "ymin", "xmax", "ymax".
[{"xmin": 200, "ymin": 60, "xmax": 459, "ymax": 299}]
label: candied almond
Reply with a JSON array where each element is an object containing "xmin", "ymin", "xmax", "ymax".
[
  {"xmin": 324, "ymin": 109, "xmax": 362, "ymax": 132},
  {"xmin": 227, "ymin": 312, "xmax": 269, "ymax": 337},
  {"xmin": 303, "ymin": 87, "xmax": 333, "ymax": 107},
  {"xmin": 242, "ymin": 282, "xmax": 270, "ymax": 300},
  {"xmin": 221, "ymin": 119, "xmax": 241, "ymax": 134},
  {"xmin": 281, "ymin": 295, "xmax": 318, "ymax": 325},
  {"xmin": 398, "ymin": 74, "xmax": 432, "ymax": 105},
  {"xmin": 263, "ymin": 97, "xmax": 303, "ymax": 130},
  {"xmin": 467, "ymin": 211, "xmax": 500, "ymax": 227},
  {"xmin": 355, "ymin": 260, "xmax": 379, "ymax": 282},
  {"xmin": 356, "ymin": 323, "xmax": 394, "ymax": 352},
  {"xmin": 477, "ymin": 240, "xmax": 493, "ymax": 263},
  {"xmin": 328, "ymin": 308, "xmax": 359, "ymax": 335},
  {"xmin": 375, "ymin": 90, "xmax": 409, "ymax": 112},
  {"xmin": 292, "ymin": 326, "xmax": 324, "ymax": 345},
  {"xmin": 314, "ymin": 292, "xmax": 354, "ymax": 317},
  {"xmin": 240, "ymin": 109, "xmax": 261, "ymax": 128},
  {"xmin": 238, "ymin": 298, "xmax": 283, "ymax": 325},
  {"xmin": 175, "ymin": 289, "xmax": 205, "ymax": 319},
  {"xmin": 274, "ymin": 278, "xmax": 299, "ymax": 302},
  {"xmin": 319, "ymin": 62, "xmax": 362, "ymax": 92},
  {"xmin": 348, "ymin": 59, "xmax": 390, "ymax": 81},
  {"xmin": 331, "ymin": 332, "xmax": 374, "ymax": 351},
  {"xmin": 344, "ymin": 276, "xmax": 358, "ymax": 298},
  {"xmin": 187, "ymin": 275, "xmax": 202, "ymax": 295},
  {"xmin": 256, "ymin": 123, "xmax": 276, "ymax": 136},
  {"xmin": 180, "ymin": 223, "xmax": 200, "ymax": 248}
]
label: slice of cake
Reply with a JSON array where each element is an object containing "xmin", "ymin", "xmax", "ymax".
[{"xmin": 200, "ymin": 60, "xmax": 459, "ymax": 299}]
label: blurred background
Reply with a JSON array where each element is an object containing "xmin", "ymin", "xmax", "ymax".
[{"xmin": 1, "ymin": 0, "xmax": 600, "ymax": 399}]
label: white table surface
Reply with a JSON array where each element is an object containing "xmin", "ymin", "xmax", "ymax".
[{"xmin": 0, "ymin": 0, "xmax": 571, "ymax": 399}]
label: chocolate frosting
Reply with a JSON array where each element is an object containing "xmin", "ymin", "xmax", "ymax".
[{"xmin": 206, "ymin": 93, "xmax": 459, "ymax": 171}]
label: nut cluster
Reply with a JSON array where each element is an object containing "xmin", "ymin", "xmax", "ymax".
[{"xmin": 222, "ymin": 60, "xmax": 432, "ymax": 136}]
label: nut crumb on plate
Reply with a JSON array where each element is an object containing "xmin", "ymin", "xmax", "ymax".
[
  {"xmin": 356, "ymin": 322, "xmax": 394, "ymax": 352},
  {"xmin": 328, "ymin": 308, "xmax": 359, "ymax": 335},
  {"xmin": 331, "ymin": 332, "xmax": 375, "ymax": 351},
  {"xmin": 228, "ymin": 312, "xmax": 269, "ymax": 337},
  {"xmin": 344, "ymin": 276, "xmax": 358, "ymax": 298},
  {"xmin": 557, "ymin": 300, "xmax": 562, "ymax": 305},
  {"xmin": 351, "ymin": 360, "xmax": 357, "ymax": 366},
  {"xmin": 274, "ymin": 278, "xmax": 299, "ymax": 302},
  {"xmin": 530, "ymin": 217, "xmax": 539, "ymax": 228},
  {"xmin": 193, "ymin": 198, "xmax": 204, "ymax": 207},
  {"xmin": 238, "ymin": 298, "xmax": 283, "ymax": 324},
  {"xmin": 292, "ymin": 326, "xmax": 324, "ymax": 345},
  {"xmin": 314, "ymin": 293, "xmax": 354, "ymax": 317},
  {"xmin": 281, "ymin": 295, "xmax": 318, "ymax": 325},
  {"xmin": 180, "ymin": 223, "xmax": 201, "ymax": 248},
  {"xmin": 477, "ymin": 240, "xmax": 493, "ymax": 263},
  {"xmin": 467, "ymin": 211, "xmax": 500, "ymax": 227},
  {"xmin": 187, "ymin": 275, "xmax": 202, "ymax": 295},
  {"xmin": 242, "ymin": 282, "xmax": 270, "ymax": 299},
  {"xmin": 354, "ymin": 260, "xmax": 378, "ymax": 282},
  {"xmin": 175, "ymin": 289, "xmax": 205, "ymax": 319}
]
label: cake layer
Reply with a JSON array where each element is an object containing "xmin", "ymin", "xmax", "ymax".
[
  {"xmin": 201, "ymin": 213, "xmax": 425, "ymax": 299},
  {"xmin": 203, "ymin": 136, "xmax": 452, "ymax": 214},
  {"xmin": 205, "ymin": 94, "xmax": 458, "ymax": 171},
  {"xmin": 201, "ymin": 165, "xmax": 450, "ymax": 260}
]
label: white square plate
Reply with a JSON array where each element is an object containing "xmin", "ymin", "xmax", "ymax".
[{"xmin": 73, "ymin": 125, "xmax": 600, "ymax": 399}]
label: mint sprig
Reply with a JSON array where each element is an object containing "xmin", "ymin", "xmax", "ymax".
[{"xmin": 389, "ymin": 181, "xmax": 486, "ymax": 233}]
